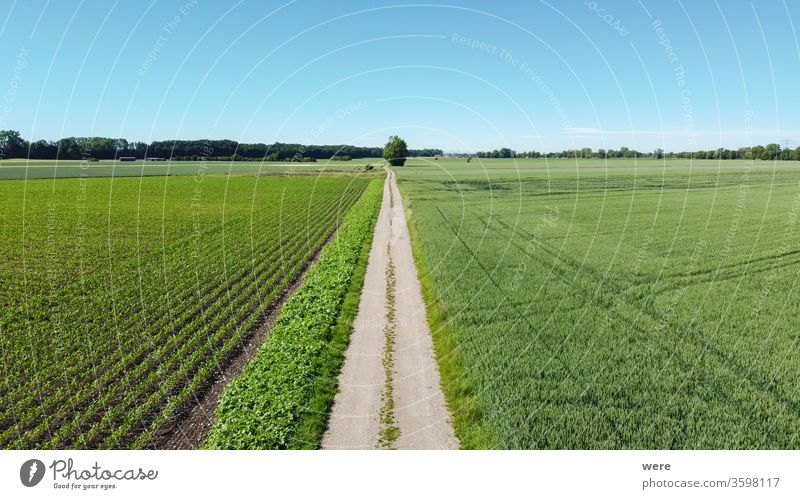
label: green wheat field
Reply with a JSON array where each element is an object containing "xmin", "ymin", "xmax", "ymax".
[{"xmin": 397, "ymin": 158, "xmax": 800, "ymax": 449}]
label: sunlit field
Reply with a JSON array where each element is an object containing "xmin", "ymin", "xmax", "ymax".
[
  {"xmin": 0, "ymin": 174, "xmax": 370, "ymax": 448},
  {"xmin": 397, "ymin": 157, "xmax": 800, "ymax": 449}
]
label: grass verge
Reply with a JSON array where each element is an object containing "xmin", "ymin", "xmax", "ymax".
[
  {"xmin": 397, "ymin": 182, "xmax": 497, "ymax": 449},
  {"xmin": 204, "ymin": 178, "xmax": 383, "ymax": 449}
]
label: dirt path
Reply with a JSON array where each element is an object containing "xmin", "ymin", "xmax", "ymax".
[{"xmin": 322, "ymin": 168, "xmax": 458, "ymax": 450}]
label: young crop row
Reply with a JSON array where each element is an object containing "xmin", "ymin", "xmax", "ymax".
[
  {"xmin": 205, "ymin": 178, "xmax": 383, "ymax": 449},
  {"xmin": 0, "ymin": 175, "xmax": 370, "ymax": 448}
]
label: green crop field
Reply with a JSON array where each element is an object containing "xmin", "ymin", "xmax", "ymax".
[
  {"xmin": 0, "ymin": 173, "xmax": 372, "ymax": 449},
  {"xmin": 0, "ymin": 158, "xmax": 381, "ymax": 180},
  {"xmin": 396, "ymin": 157, "xmax": 800, "ymax": 449},
  {"xmin": 4, "ymin": 156, "xmax": 799, "ymax": 450}
]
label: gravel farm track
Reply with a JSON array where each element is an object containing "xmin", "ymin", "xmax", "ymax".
[{"xmin": 322, "ymin": 168, "xmax": 458, "ymax": 450}]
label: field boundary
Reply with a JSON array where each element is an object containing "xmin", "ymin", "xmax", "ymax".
[{"xmin": 397, "ymin": 182, "xmax": 497, "ymax": 449}]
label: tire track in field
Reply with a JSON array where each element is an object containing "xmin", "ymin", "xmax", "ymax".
[
  {"xmin": 322, "ymin": 168, "xmax": 458, "ymax": 450},
  {"xmin": 483, "ymin": 211, "xmax": 800, "ymax": 440}
]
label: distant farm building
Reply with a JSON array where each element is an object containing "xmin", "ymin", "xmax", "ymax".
[
  {"xmin": 119, "ymin": 156, "xmax": 137, "ymax": 162},
  {"xmin": 146, "ymin": 157, "xmax": 166, "ymax": 161}
]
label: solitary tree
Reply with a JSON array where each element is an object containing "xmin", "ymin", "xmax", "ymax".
[{"xmin": 383, "ymin": 135, "xmax": 408, "ymax": 166}]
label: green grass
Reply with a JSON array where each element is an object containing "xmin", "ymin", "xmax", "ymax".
[
  {"xmin": 395, "ymin": 157, "xmax": 800, "ymax": 449},
  {"xmin": 0, "ymin": 173, "xmax": 370, "ymax": 448},
  {"xmin": 204, "ymin": 178, "xmax": 383, "ymax": 449}
]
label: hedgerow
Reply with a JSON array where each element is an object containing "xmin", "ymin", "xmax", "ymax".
[{"xmin": 205, "ymin": 178, "xmax": 383, "ymax": 449}]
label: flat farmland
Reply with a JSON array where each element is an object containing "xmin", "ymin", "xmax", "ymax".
[
  {"xmin": 0, "ymin": 173, "xmax": 371, "ymax": 449},
  {"xmin": 396, "ymin": 158, "xmax": 800, "ymax": 449},
  {"xmin": 0, "ymin": 158, "xmax": 379, "ymax": 180}
]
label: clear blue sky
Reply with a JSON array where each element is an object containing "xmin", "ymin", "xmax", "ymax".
[{"xmin": 1, "ymin": 0, "xmax": 798, "ymax": 153}]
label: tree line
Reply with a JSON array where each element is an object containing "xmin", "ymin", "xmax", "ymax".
[
  {"xmin": 4, "ymin": 129, "xmax": 797, "ymax": 162},
  {"xmin": 0, "ymin": 130, "xmax": 441, "ymax": 161},
  {"xmin": 475, "ymin": 144, "xmax": 800, "ymax": 161}
]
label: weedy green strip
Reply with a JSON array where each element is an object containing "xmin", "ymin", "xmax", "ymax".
[
  {"xmin": 378, "ymin": 248, "xmax": 400, "ymax": 449},
  {"xmin": 378, "ymin": 178, "xmax": 399, "ymax": 448},
  {"xmin": 205, "ymin": 179, "xmax": 383, "ymax": 449}
]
